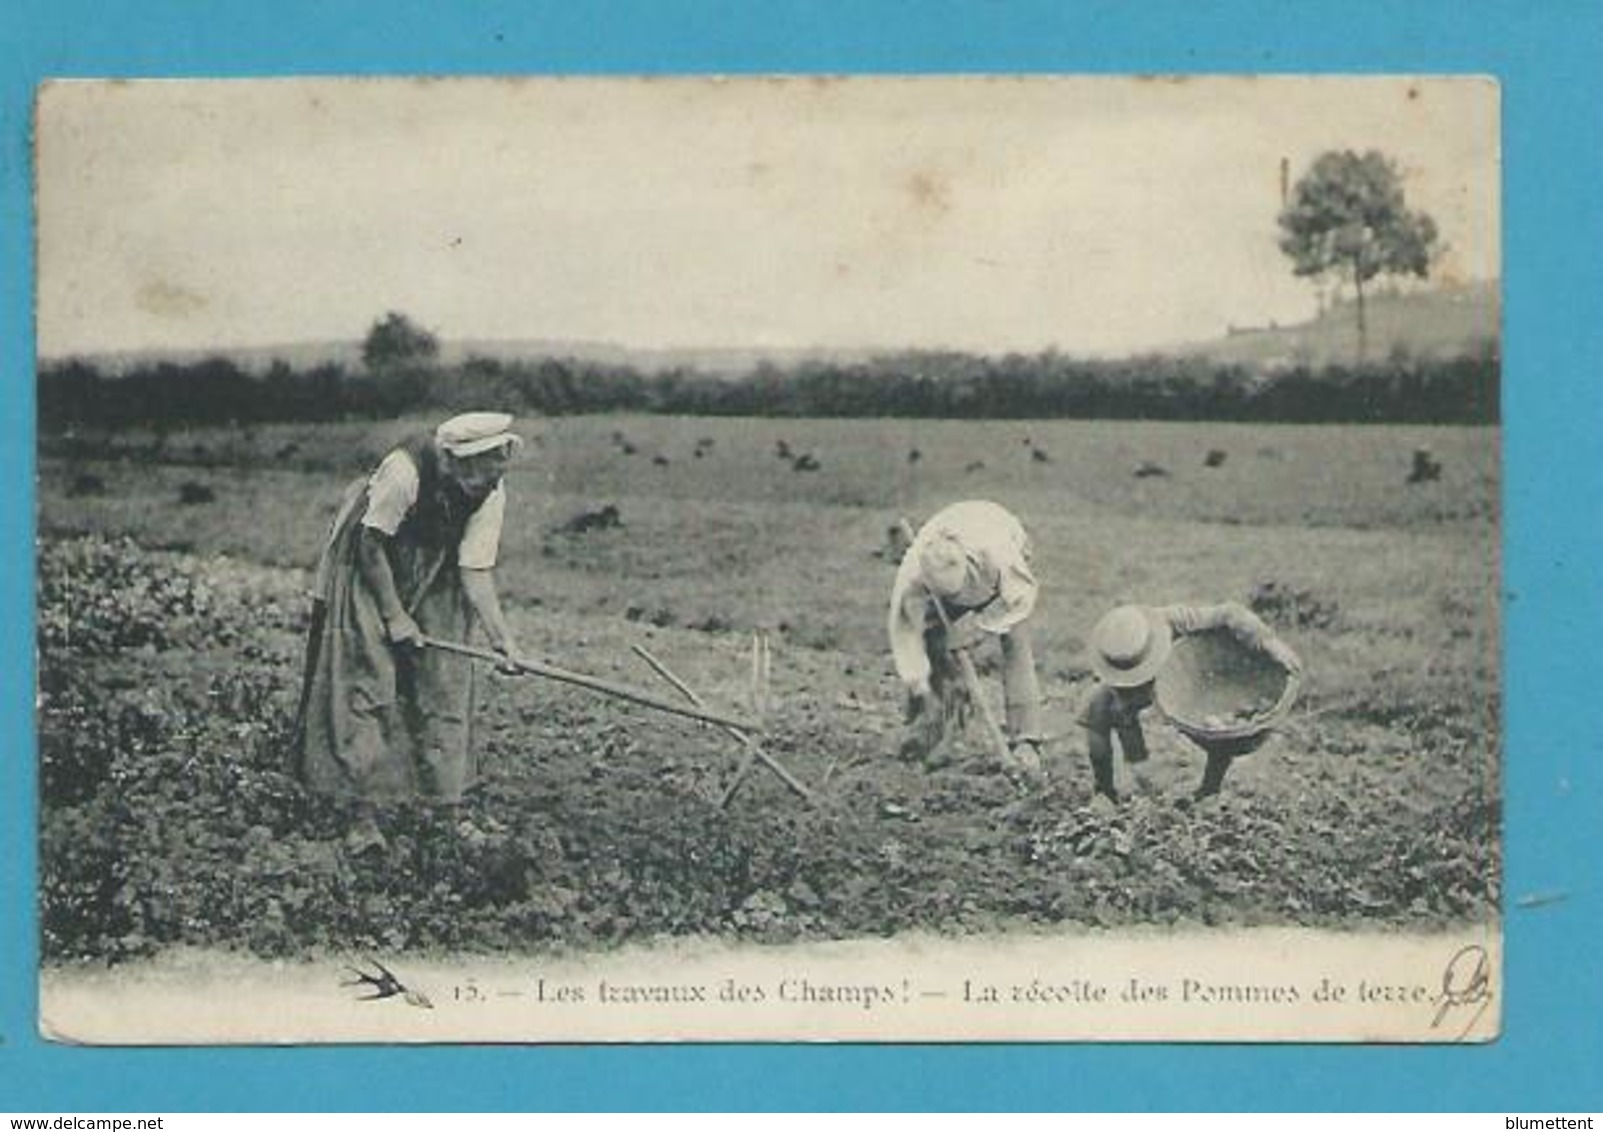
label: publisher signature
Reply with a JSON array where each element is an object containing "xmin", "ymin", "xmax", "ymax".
[{"xmin": 1430, "ymin": 943, "xmax": 1491, "ymax": 1040}]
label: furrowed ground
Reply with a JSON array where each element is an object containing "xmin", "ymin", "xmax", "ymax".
[{"xmin": 37, "ymin": 416, "xmax": 1500, "ymax": 961}]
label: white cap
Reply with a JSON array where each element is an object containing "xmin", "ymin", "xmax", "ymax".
[
  {"xmin": 436, "ymin": 412, "xmax": 524, "ymax": 457},
  {"xmin": 917, "ymin": 531, "xmax": 972, "ymax": 598}
]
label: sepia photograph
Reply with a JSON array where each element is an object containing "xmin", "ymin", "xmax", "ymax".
[{"xmin": 34, "ymin": 75, "xmax": 1501, "ymax": 1044}]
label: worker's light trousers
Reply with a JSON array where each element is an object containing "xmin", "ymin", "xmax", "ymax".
[{"xmin": 998, "ymin": 623, "xmax": 1046, "ymax": 743}]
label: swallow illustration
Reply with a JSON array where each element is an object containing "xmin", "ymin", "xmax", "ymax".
[{"xmin": 342, "ymin": 957, "xmax": 434, "ymax": 1009}]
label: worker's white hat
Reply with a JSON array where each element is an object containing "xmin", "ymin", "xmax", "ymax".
[
  {"xmin": 436, "ymin": 412, "xmax": 524, "ymax": 458},
  {"xmin": 1089, "ymin": 605, "xmax": 1173, "ymax": 688},
  {"xmin": 917, "ymin": 531, "xmax": 973, "ymax": 598}
]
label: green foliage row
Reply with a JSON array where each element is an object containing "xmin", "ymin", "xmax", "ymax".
[{"xmin": 38, "ymin": 343, "xmax": 1498, "ymax": 433}]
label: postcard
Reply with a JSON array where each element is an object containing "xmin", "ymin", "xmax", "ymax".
[{"xmin": 35, "ymin": 75, "xmax": 1500, "ymax": 1043}]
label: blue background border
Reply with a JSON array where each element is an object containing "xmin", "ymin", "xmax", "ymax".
[{"xmin": 4, "ymin": 0, "xmax": 1599, "ymax": 1113}]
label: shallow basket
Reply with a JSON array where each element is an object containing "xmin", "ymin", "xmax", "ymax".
[{"xmin": 1155, "ymin": 628, "xmax": 1300, "ymax": 754}]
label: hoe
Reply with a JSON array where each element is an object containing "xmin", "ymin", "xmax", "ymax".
[{"xmin": 422, "ymin": 633, "xmax": 814, "ymax": 808}]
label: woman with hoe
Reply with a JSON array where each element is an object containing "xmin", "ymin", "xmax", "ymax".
[{"xmin": 292, "ymin": 412, "xmax": 529, "ymax": 850}]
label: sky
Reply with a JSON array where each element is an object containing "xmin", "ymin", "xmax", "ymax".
[{"xmin": 35, "ymin": 76, "xmax": 1500, "ymax": 358}]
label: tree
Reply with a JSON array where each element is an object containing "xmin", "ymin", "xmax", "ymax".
[
  {"xmin": 1277, "ymin": 150, "xmax": 1439, "ymax": 361},
  {"xmin": 361, "ymin": 311, "xmax": 440, "ymax": 371}
]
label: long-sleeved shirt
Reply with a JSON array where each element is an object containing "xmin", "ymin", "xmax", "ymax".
[{"xmin": 888, "ymin": 500, "xmax": 1038, "ymax": 688}]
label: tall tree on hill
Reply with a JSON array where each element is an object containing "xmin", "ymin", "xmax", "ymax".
[
  {"xmin": 1277, "ymin": 150, "xmax": 1439, "ymax": 362},
  {"xmin": 361, "ymin": 311, "xmax": 440, "ymax": 371}
]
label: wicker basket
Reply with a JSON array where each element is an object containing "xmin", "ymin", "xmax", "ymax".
[{"xmin": 1155, "ymin": 628, "xmax": 1301, "ymax": 756}]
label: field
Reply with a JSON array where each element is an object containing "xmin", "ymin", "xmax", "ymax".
[{"xmin": 37, "ymin": 415, "xmax": 1501, "ymax": 962}]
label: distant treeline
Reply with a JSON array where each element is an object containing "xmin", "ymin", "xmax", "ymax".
[{"xmin": 38, "ymin": 344, "xmax": 1500, "ymax": 430}]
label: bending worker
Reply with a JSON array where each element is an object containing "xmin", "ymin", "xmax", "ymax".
[
  {"xmin": 1081, "ymin": 602, "xmax": 1301, "ymax": 803},
  {"xmin": 293, "ymin": 411, "xmax": 529, "ymax": 826},
  {"xmin": 888, "ymin": 500, "xmax": 1046, "ymax": 768}
]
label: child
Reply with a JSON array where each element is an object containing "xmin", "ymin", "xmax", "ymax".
[{"xmin": 1080, "ymin": 602, "xmax": 1301, "ymax": 802}]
